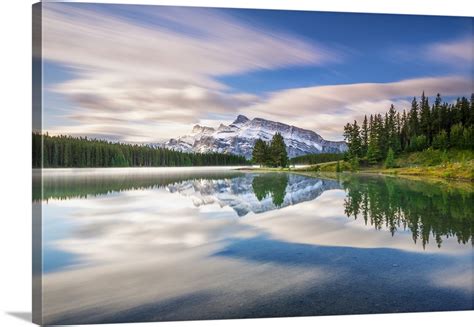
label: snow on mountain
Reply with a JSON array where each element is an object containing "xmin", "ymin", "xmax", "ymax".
[
  {"xmin": 165, "ymin": 174, "xmax": 343, "ymax": 217},
  {"xmin": 162, "ymin": 115, "xmax": 347, "ymax": 158}
]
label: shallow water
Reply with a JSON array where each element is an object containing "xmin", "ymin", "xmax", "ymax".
[{"xmin": 34, "ymin": 168, "xmax": 474, "ymax": 324}]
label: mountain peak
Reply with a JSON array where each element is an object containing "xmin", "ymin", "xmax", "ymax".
[
  {"xmin": 192, "ymin": 124, "xmax": 215, "ymax": 134},
  {"xmin": 232, "ymin": 114, "xmax": 250, "ymax": 125},
  {"xmin": 163, "ymin": 116, "xmax": 347, "ymax": 158}
]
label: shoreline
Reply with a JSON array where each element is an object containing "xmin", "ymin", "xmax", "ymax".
[
  {"xmin": 32, "ymin": 164, "xmax": 473, "ymax": 183},
  {"xmin": 236, "ymin": 165, "xmax": 474, "ymax": 184}
]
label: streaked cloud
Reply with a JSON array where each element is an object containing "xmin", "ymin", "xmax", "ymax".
[
  {"xmin": 42, "ymin": 3, "xmax": 336, "ymax": 142},
  {"xmin": 240, "ymin": 76, "xmax": 472, "ymax": 140},
  {"xmin": 387, "ymin": 36, "xmax": 473, "ymax": 69},
  {"xmin": 42, "ymin": 3, "xmax": 472, "ymax": 143},
  {"xmin": 425, "ymin": 36, "xmax": 473, "ymax": 64}
]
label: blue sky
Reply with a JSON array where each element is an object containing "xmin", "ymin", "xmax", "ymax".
[
  {"xmin": 41, "ymin": 3, "xmax": 473, "ymax": 142},
  {"xmin": 219, "ymin": 10, "xmax": 472, "ymax": 92}
]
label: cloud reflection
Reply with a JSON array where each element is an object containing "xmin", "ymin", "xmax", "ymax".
[{"xmin": 40, "ymin": 170, "xmax": 473, "ymax": 323}]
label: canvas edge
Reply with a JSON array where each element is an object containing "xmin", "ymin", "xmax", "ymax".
[{"xmin": 32, "ymin": 2, "xmax": 43, "ymax": 325}]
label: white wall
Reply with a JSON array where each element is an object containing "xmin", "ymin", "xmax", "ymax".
[{"xmin": 0, "ymin": 1, "xmax": 472, "ymax": 327}]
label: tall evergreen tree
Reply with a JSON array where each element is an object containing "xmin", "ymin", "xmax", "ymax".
[
  {"xmin": 374, "ymin": 114, "xmax": 386, "ymax": 159},
  {"xmin": 387, "ymin": 104, "xmax": 400, "ymax": 153},
  {"xmin": 252, "ymin": 139, "xmax": 268, "ymax": 167},
  {"xmin": 269, "ymin": 133, "xmax": 288, "ymax": 168},
  {"xmin": 344, "ymin": 120, "xmax": 362, "ymax": 159},
  {"xmin": 432, "ymin": 93, "xmax": 442, "ymax": 134},
  {"xmin": 361, "ymin": 115, "xmax": 369, "ymax": 157},
  {"xmin": 419, "ymin": 91, "xmax": 432, "ymax": 143},
  {"xmin": 366, "ymin": 115, "xmax": 380, "ymax": 164},
  {"xmin": 408, "ymin": 97, "xmax": 419, "ymax": 139},
  {"xmin": 400, "ymin": 110, "xmax": 409, "ymax": 151}
]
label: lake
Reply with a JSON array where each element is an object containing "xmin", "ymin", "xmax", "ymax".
[{"xmin": 33, "ymin": 167, "xmax": 473, "ymax": 324}]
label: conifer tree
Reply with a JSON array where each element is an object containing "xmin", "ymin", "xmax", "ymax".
[
  {"xmin": 344, "ymin": 120, "xmax": 362, "ymax": 159},
  {"xmin": 419, "ymin": 91, "xmax": 432, "ymax": 142},
  {"xmin": 400, "ymin": 110, "xmax": 409, "ymax": 151},
  {"xmin": 361, "ymin": 115, "xmax": 369, "ymax": 157},
  {"xmin": 387, "ymin": 104, "xmax": 400, "ymax": 153},
  {"xmin": 340, "ymin": 92, "xmax": 473, "ymax": 165},
  {"xmin": 374, "ymin": 114, "xmax": 386, "ymax": 159},
  {"xmin": 384, "ymin": 147, "xmax": 395, "ymax": 168},
  {"xmin": 252, "ymin": 139, "xmax": 268, "ymax": 167},
  {"xmin": 33, "ymin": 133, "xmax": 249, "ymax": 168},
  {"xmin": 269, "ymin": 133, "xmax": 288, "ymax": 168},
  {"xmin": 408, "ymin": 97, "xmax": 419, "ymax": 138},
  {"xmin": 366, "ymin": 141, "xmax": 379, "ymax": 165},
  {"xmin": 432, "ymin": 93, "xmax": 442, "ymax": 134}
]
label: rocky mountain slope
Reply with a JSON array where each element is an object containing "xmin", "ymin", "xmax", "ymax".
[{"xmin": 162, "ymin": 115, "xmax": 347, "ymax": 158}]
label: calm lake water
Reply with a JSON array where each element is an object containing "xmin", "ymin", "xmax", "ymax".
[{"xmin": 34, "ymin": 167, "xmax": 473, "ymax": 324}]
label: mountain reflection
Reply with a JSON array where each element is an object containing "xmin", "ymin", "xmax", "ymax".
[
  {"xmin": 35, "ymin": 169, "xmax": 342, "ymax": 217},
  {"xmin": 341, "ymin": 175, "xmax": 473, "ymax": 248},
  {"xmin": 35, "ymin": 169, "xmax": 473, "ymax": 247},
  {"xmin": 166, "ymin": 173, "xmax": 341, "ymax": 216}
]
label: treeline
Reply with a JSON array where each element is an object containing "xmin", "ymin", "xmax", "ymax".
[
  {"xmin": 252, "ymin": 133, "xmax": 289, "ymax": 167},
  {"xmin": 343, "ymin": 92, "xmax": 474, "ymax": 167},
  {"xmin": 33, "ymin": 171, "xmax": 242, "ymax": 201},
  {"xmin": 290, "ymin": 153, "xmax": 345, "ymax": 165},
  {"xmin": 33, "ymin": 133, "xmax": 249, "ymax": 168}
]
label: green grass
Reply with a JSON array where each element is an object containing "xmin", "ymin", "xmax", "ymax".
[
  {"xmin": 295, "ymin": 160, "xmax": 351, "ymax": 173},
  {"xmin": 395, "ymin": 148, "xmax": 473, "ymax": 167},
  {"xmin": 236, "ymin": 167, "xmax": 292, "ymax": 172},
  {"xmin": 294, "ymin": 149, "xmax": 474, "ymax": 181},
  {"xmin": 380, "ymin": 161, "xmax": 474, "ymax": 181}
]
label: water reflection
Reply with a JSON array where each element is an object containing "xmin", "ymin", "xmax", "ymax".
[
  {"xmin": 33, "ymin": 168, "xmax": 243, "ymax": 202},
  {"xmin": 253, "ymin": 173, "xmax": 288, "ymax": 206},
  {"xmin": 341, "ymin": 175, "xmax": 473, "ymax": 248},
  {"xmin": 166, "ymin": 173, "xmax": 340, "ymax": 216},
  {"xmin": 36, "ymin": 168, "xmax": 473, "ymax": 324},
  {"xmin": 36, "ymin": 169, "xmax": 473, "ymax": 246}
]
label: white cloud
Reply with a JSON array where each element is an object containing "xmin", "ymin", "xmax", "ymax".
[
  {"xmin": 240, "ymin": 76, "xmax": 472, "ymax": 140},
  {"xmin": 42, "ymin": 3, "xmax": 335, "ymax": 142},
  {"xmin": 42, "ymin": 4, "xmax": 472, "ymax": 143},
  {"xmin": 426, "ymin": 37, "xmax": 473, "ymax": 64},
  {"xmin": 41, "ymin": 183, "xmax": 331, "ymax": 323}
]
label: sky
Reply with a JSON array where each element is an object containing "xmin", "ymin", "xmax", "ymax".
[{"xmin": 40, "ymin": 2, "xmax": 473, "ymax": 142}]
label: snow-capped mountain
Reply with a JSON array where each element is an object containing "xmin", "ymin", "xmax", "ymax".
[
  {"xmin": 166, "ymin": 173, "xmax": 343, "ymax": 217},
  {"xmin": 162, "ymin": 115, "xmax": 347, "ymax": 159}
]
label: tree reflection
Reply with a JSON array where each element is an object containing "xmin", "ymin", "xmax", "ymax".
[
  {"xmin": 342, "ymin": 175, "xmax": 473, "ymax": 248},
  {"xmin": 33, "ymin": 171, "xmax": 243, "ymax": 202},
  {"xmin": 252, "ymin": 173, "xmax": 289, "ymax": 207}
]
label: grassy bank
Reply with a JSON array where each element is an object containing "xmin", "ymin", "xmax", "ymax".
[{"xmin": 294, "ymin": 149, "xmax": 474, "ymax": 181}]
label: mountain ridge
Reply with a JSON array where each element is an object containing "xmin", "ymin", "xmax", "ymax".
[{"xmin": 162, "ymin": 115, "xmax": 347, "ymax": 159}]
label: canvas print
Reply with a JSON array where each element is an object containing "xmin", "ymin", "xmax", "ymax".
[{"xmin": 32, "ymin": 2, "xmax": 473, "ymax": 325}]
